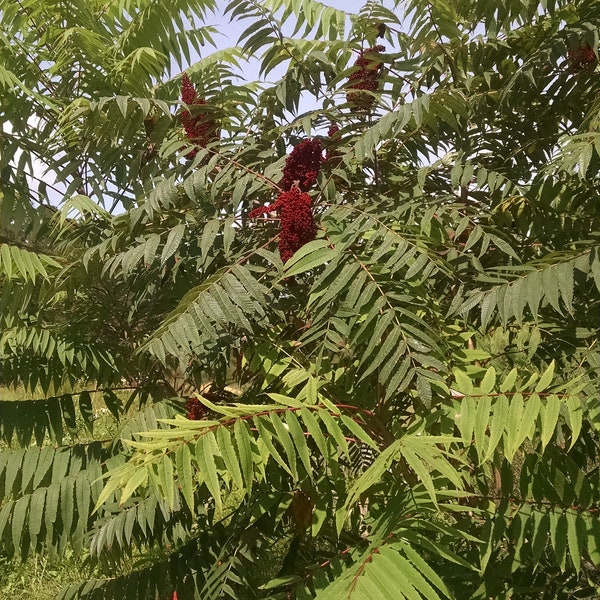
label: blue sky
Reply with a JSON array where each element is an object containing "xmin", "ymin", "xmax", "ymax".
[
  {"xmin": 191, "ymin": 0, "xmax": 399, "ymax": 122},
  {"xmin": 31, "ymin": 1, "xmax": 392, "ymax": 209},
  {"xmin": 212, "ymin": 0, "xmax": 375, "ymax": 46},
  {"xmin": 202, "ymin": 0, "xmax": 394, "ymax": 82}
]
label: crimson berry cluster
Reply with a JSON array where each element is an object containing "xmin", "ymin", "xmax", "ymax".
[
  {"xmin": 568, "ymin": 44, "xmax": 597, "ymax": 70},
  {"xmin": 250, "ymin": 140, "xmax": 324, "ymax": 262},
  {"xmin": 185, "ymin": 397, "xmax": 207, "ymax": 420},
  {"xmin": 277, "ymin": 187, "xmax": 317, "ymax": 262},
  {"xmin": 180, "ymin": 73, "xmax": 218, "ymax": 156},
  {"xmin": 180, "ymin": 43, "xmax": 386, "ymax": 264},
  {"xmin": 250, "ymin": 186, "xmax": 318, "ymax": 263},
  {"xmin": 280, "ymin": 139, "xmax": 324, "ymax": 191},
  {"xmin": 325, "ymin": 124, "xmax": 340, "ymax": 161},
  {"xmin": 346, "ymin": 45, "xmax": 385, "ymax": 110}
]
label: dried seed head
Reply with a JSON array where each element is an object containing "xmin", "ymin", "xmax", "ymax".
[
  {"xmin": 568, "ymin": 44, "xmax": 597, "ymax": 71},
  {"xmin": 328, "ymin": 124, "xmax": 340, "ymax": 138},
  {"xmin": 180, "ymin": 73, "xmax": 219, "ymax": 157},
  {"xmin": 278, "ymin": 187, "xmax": 317, "ymax": 262},
  {"xmin": 280, "ymin": 139, "xmax": 324, "ymax": 192},
  {"xmin": 181, "ymin": 73, "xmax": 196, "ymax": 104},
  {"xmin": 326, "ymin": 124, "xmax": 341, "ymax": 161},
  {"xmin": 249, "ymin": 187, "xmax": 317, "ymax": 263},
  {"xmin": 346, "ymin": 46, "xmax": 385, "ymax": 111},
  {"xmin": 185, "ymin": 397, "xmax": 207, "ymax": 420}
]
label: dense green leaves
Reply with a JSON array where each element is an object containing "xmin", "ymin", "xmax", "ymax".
[
  {"xmin": 1, "ymin": 0, "xmax": 599, "ymax": 597},
  {"xmin": 96, "ymin": 398, "xmax": 378, "ymax": 513}
]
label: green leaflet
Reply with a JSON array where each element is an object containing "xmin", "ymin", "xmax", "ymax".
[
  {"xmin": 283, "ymin": 240, "xmax": 337, "ymax": 278},
  {"xmin": 234, "ymin": 418, "xmax": 254, "ymax": 494},
  {"xmin": 269, "ymin": 412, "xmax": 298, "ymax": 479},
  {"xmin": 195, "ymin": 431, "xmax": 222, "ymax": 511},
  {"xmin": 176, "ymin": 443, "xmax": 195, "ymax": 511},
  {"xmin": 255, "ymin": 417, "xmax": 293, "ymax": 476},
  {"xmin": 314, "ymin": 543, "xmax": 451, "ymax": 600},
  {"xmin": 120, "ymin": 468, "xmax": 149, "ymax": 507},
  {"xmin": 284, "ymin": 410, "xmax": 313, "ymax": 476}
]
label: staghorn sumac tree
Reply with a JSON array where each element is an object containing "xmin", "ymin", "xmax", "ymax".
[{"xmin": 0, "ymin": 0, "xmax": 599, "ymax": 599}]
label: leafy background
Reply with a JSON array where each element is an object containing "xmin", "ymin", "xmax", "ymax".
[{"xmin": 0, "ymin": 0, "xmax": 599, "ymax": 598}]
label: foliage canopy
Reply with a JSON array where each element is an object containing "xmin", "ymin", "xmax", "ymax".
[{"xmin": 0, "ymin": 0, "xmax": 599, "ymax": 598}]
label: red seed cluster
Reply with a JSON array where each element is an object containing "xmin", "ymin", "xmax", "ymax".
[
  {"xmin": 181, "ymin": 73, "xmax": 196, "ymax": 105},
  {"xmin": 346, "ymin": 45, "xmax": 385, "ymax": 110},
  {"xmin": 185, "ymin": 397, "xmax": 207, "ymax": 420},
  {"xmin": 280, "ymin": 139, "xmax": 324, "ymax": 192},
  {"xmin": 568, "ymin": 44, "xmax": 597, "ymax": 71},
  {"xmin": 325, "ymin": 124, "xmax": 340, "ymax": 161},
  {"xmin": 249, "ymin": 187, "xmax": 317, "ymax": 263},
  {"xmin": 180, "ymin": 73, "xmax": 218, "ymax": 156},
  {"xmin": 251, "ymin": 138, "xmax": 322, "ymax": 262},
  {"xmin": 278, "ymin": 187, "xmax": 317, "ymax": 262}
]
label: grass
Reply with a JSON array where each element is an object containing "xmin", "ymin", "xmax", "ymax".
[
  {"xmin": 0, "ymin": 384, "xmax": 132, "ymax": 598},
  {"xmin": 0, "ymin": 551, "xmax": 90, "ymax": 600}
]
